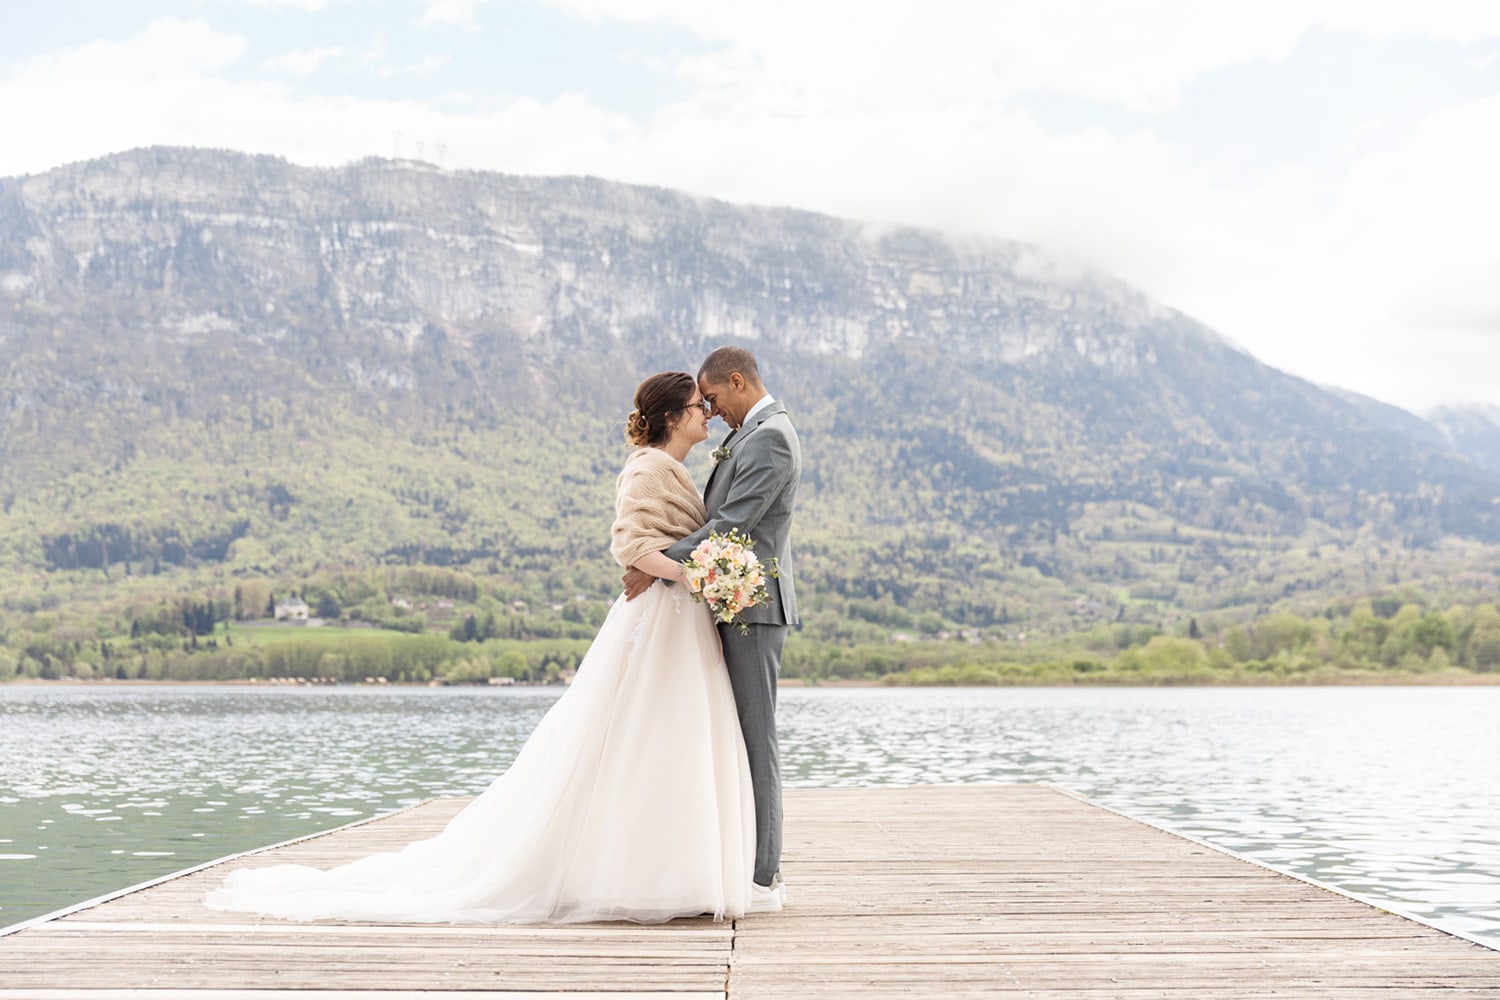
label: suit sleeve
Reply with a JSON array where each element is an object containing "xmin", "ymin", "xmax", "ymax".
[{"xmin": 665, "ymin": 427, "xmax": 794, "ymax": 561}]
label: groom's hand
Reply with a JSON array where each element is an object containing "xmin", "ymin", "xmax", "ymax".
[{"xmin": 622, "ymin": 566, "xmax": 655, "ymax": 601}]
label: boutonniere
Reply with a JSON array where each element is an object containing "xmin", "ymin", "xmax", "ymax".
[{"xmin": 711, "ymin": 444, "xmax": 732, "ymax": 465}]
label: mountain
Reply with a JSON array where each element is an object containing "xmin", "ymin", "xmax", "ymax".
[
  {"xmin": 2, "ymin": 147, "xmax": 1497, "ymax": 641},
  {"xmin": 1427, "ymin": 404, "xmax": 1500, "ymax": 472}
]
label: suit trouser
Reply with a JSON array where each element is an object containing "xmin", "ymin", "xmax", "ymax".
[{"xmin": 718, "ymin": 621, "xmax": 786, "ymax": 887}]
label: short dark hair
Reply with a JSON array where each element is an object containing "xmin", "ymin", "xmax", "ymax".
[
  {"xmin": 698, "ymin": 346, "xmax": 762, "ymax": 388},
  {"xmin": 626, "ymin": 371, "xmax": 697, "ymax": 446}
]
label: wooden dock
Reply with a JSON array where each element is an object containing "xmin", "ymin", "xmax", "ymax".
[{"xmin": 2, "ymin": 785, "xmax": 1497, "ymax": 997}]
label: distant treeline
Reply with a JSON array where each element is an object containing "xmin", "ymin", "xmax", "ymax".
[
  {"xmin": 42, "ymin": 521, "xmax": 251, "ymax": 571},
  {"xmin": 5, "ymin": 584, "xmax": 1497, "ymax": 685}
]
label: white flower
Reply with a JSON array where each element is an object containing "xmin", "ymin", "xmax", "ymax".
[{"xmin": 679, "ymin": 528, "xmax": 774, "ymax": 635}]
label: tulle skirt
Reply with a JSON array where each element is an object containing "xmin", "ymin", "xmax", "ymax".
[{"xmin": 204, "ymin": 584, "xmax": 755, "ymax": 923}]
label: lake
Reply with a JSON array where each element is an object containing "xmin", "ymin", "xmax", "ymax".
[{"xmin": 2, "ymin": 684, "xmax": 1497, "ymax": 948}]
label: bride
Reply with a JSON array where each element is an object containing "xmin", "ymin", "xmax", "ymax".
[{"xmin": 205, "ymin": 372, "xmax": 756, "ymax": 923}]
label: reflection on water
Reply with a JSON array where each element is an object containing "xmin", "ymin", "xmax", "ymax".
[
  {"xmin": 0, "ymin": 686, "xmax": 557, "ymax": 929},
  {"xmin": 2, "ymin": 684, "xmax": 1497, "ymax": 947}
]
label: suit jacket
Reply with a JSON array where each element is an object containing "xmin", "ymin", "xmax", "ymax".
[{"xmin": 667, "ymin": 401, "xmax": 800, "ymax": 626}]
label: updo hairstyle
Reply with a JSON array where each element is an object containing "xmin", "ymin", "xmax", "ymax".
[{"xmin": 625, "ymin": 371, "xmax": 697, "ymax": 447}]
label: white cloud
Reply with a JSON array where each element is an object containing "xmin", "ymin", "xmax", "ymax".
[
  {"xmin": 379, "ymin": 53, "xmax": 452, "ymax": 80},
  {"xmin": 357, "ymin": 32, "xmax": 388, "ymax": 68},
  {"xmin": 541, "ymin": 1, "xmax": 1309, "ymax": 111},
  {"xmin": 0, "ymin": 19, "xmax": 632, "ymax": 179},
  {"xmin": 546, "ymin": 0, "xmax": 1500, "ymax": 111},
  {"xmin": 1338, "ymin": 94, "xmax": 1500, "ymax": 331},
  {"xmin": 0, "ymin": 20, "xmax": 254, "ymax": 172},
  {"xmin": 262, "ymin": 46, "xmax": 344, "ymax": 78},
  {"xmin": 418, "ymin": 0, "xmax": 491, "ymax": 32},
  {"xmin": 344, "ymin": 32, "xmax": 450, "ymax": 80},
  {"xmin": 234, "ymin": 0, "xmax": 346, "ymax": 9},
  {"xmin": 9, "ymin": 17, "xmax": 247, "ymax": 82}
]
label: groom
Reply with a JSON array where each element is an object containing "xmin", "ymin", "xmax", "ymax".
[{"xmin": 623, "ymin": 345, "xmax": 801, "ymax": 911}]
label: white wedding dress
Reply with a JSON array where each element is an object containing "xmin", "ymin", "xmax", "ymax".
[{"xmin": 205, "ymin": 583, "xmax": 754, "ymax": 923}]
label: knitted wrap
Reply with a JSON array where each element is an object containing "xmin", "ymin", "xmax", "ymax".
[{"xmin": 610, "ymin": 447, "xmax": 707, "ymax": 569}]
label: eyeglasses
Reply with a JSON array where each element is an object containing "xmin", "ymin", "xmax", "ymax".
[{"xmin": 681, "ymin": 399, "xmax": 711, "ymax": 415}]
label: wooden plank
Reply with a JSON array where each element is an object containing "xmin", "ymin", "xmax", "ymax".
[
  {"xmin": 726, "ymin": 785, "xmax": 1500, "ymax": 998},
  {"xmin": 0, "ymin": 795, "xmax": 733, "ymax": 993},
  {"xmin": 0, "ymin": 786, "xmax": 1495, "ymax": 997},
  {"xmin": 0, "ymin": 996, "xmax": 716, "ymax": 1000}
]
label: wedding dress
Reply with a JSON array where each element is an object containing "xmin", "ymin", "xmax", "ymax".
[{"xmin": 204, "ymin": 583, "xmax": 754, "ymax": 923}]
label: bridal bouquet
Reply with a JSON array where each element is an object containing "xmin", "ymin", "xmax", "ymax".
[{"xmin": 682, "ymin": 529, "xmax": 773, "ymax": 635}]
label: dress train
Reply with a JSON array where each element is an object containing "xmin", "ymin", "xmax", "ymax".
[{"xmin": 204, "ymin": 584, "xmax": 754, "ymax": 923}]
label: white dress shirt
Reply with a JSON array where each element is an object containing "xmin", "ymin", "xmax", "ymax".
[{"xmin": 742, "ymin": 393, "xmax": 775, "ymax": 427}]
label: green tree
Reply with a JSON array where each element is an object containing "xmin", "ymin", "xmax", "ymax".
[
  {"xmin": 494, "ymin": 650, "xmax": 528, "ymax": 679},
  {"xmin": 315, "ymin": 592, "xmax": 342, "ymax": 620},
  {"xmin": 1471, "ymin": 605, "xmax": 1500, "ymax": 672},
  {"xmin": 1124, "ymin": 635, "xmax": 1209, "ymax": 675},
  {"xmin": 1408, "ymin": 612, "xmax": 1455, "ymax": 657},
  {"xmin": 234, "ymin": 580, "xmax": 272, "ymax": 621},
  {"xmin": 1341, "ymin": 605, "xmax": 1388, "ymax": 664}
]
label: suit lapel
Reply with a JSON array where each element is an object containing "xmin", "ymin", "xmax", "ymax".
[
  {"xmin": 704, "ymin": 403, "xmax": 787, "ymax": 510},
  {"xmin": 704, "ymin": 427, "xmax": 738, "ymax": 502},
  {"xmin": 754, "ymin": 401, "xmax": 787, "ymax": 426}
]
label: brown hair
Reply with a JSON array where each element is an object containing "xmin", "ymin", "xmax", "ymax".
[
  {"xmin": 625, "ymin": 371, "xmax": 697, "ymax": 447},
  {"xmin": 698, "ymin": 346, "xmax": 763, "ymax": 388}
]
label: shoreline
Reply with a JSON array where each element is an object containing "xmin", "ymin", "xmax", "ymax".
[{"xmin": 7, "ymin": 672, "xmax": 1500, "ymax": 689}]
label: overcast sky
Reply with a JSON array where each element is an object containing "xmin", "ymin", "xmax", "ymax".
[{"xmin": 5, "ymin": 1, "xmax": 1499, "ymax": 413}]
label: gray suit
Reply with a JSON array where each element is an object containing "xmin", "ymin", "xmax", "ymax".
[{"xmin": 667, "ymin": 399, "xmax": 800, "ymax": 886}]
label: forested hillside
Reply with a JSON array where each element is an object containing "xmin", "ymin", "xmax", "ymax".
[{"xmin": 2, "ymin": 148, "xmax": 1497, "ymax": 683}]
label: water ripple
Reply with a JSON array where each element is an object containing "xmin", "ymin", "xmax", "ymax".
[{"xmin": 1, "ymin": 684, "xmax": 1497, "ymax": 948}]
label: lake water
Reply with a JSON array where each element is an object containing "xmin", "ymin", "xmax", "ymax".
[{"xmin": 2, "ymin": 684, "xmax": 1497, "ymax": 947}]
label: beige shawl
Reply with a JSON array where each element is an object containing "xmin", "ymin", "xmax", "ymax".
[{"xmin": 610, "ymin": 447, "xmax": 707, "ymax": 569}]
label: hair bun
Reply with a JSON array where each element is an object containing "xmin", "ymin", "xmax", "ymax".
[
  {"xmin": 624, "ymin": 408, "xmax": 651, "ymax": 446},
  {"xmin": 626, "ymin": 372, "xmax": 695, "ymax": 448}
]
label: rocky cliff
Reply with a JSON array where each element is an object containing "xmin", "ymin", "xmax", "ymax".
[{"xmin": 2, "ymin": 148, "xmax": 1496, "ymax": 627}]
